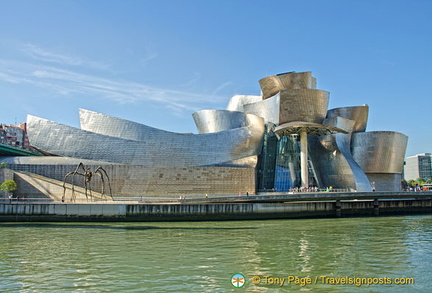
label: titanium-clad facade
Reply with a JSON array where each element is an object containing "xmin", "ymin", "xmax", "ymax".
[
  {"xmin": 259, "ymin": 71, "xmax": 316, "ymax": 99},
  {"xmin": 351, "ymin": 131, "xmax": 408, "ymax": 174},
  {"xmin": 28, "ymin": 114, "xmax": 264, "ymax": 168},
  {"xmin": 327, "ymin": 105, "xmax": 369, "ymax": 133},
  {"xmin": 278, "ymin": 89, "xmax": 329, "ymax": 124},
  {"xmin": 254, "ymin": 71, "xmax": 407, "ymax": 192},
  {"xmin": 241, "ymin": 95, "xmax": 279, "ymax": 125},
  {"xmin": 226, "ymin": 95, "xmax": 262, "ymax": 112},
  {"xmin": 5, "ymin": 70, "xmax": 408, "ymax": 197},
  {"xmin": 308, "ymin": 116, "xmax": 372, "ymax": 191},
  {"xmin": 192, "ymin": 110, "xmax": 262, "ymax": 134}
]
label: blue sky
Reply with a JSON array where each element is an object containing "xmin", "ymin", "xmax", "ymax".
[{"xmin": 0, "ymin": 0, "xmax": 430, "ymax": 157}]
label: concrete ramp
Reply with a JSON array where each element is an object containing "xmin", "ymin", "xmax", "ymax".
[{"xmin": 13, "ymin": 171, "xmax": 113, "ymax": 202}]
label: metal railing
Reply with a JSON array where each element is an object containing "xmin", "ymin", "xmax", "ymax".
[{"xmin": 3, "ymin": 190, "xmax": 426, "ymax": 205}]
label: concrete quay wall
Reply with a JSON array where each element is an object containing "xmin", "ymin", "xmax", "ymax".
[{"xmin": 0, "ymin": 198, "xmax": 431, "ymax": 221}]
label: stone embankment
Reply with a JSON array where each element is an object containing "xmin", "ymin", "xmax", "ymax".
[{"xmin": 1, "ymin": 192, "xmax": 431, "ymax": 221}]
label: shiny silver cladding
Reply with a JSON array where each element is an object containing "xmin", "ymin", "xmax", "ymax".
[
  {"xmin": 323, "ymin": 116, "xmax": 355, "ymax": 133},
  {"xmin": 0, "ymin": 156, "xmax": 119, "ymax": 166},
  {"xmin": 327, "ymin": 105, "xmax": 369, "ymax": 133},
  {"xmin": 226, "ymin": 95, "xmax": 262, "ymax": 112},
  {"xmin": 259, "ymin": 71, "xmax": 316, "ymax": 99},
  {"xmin": 278, "ymin": 89, "xmax": 329, "ymax": 124},
  {"xmin": 192, "ymin": 110, "xmax": 264, "ymax": 134},
  {"xmin": 28, "ymin": 112, "xmax": 265, "ymax": 168},
  {"xmin": 242, "ymin": 94, "xmax": 280, "ymax": 125},
  {"xmin": 333, "ymin": 132, "xmax": 372, "ymax": 191},
  {"xmin": 310, "ymin": 116, "xmax": 372, "ymax": 191},
  {"xmin": 352, "ymin": 131, "xmax": 408, "ymax": 173},
  {"xmin": 79, "ymin": 109, "xmax": 184, "ymax": 141},
  {"xmin": 309, "ymin": 136, "xmax": 358, "ymax": 190},
  {"xmin": 21, "ymin": 70, "xmax": 409, "ymax": 193}
]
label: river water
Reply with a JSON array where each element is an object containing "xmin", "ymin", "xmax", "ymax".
[{"xmin": 0, "ymin": 215, "xmax": 431, "ymax": 292}]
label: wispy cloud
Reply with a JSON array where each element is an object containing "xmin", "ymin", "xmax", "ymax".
[
  {"xmin": 180, "ymin": 72, "xmax": 201, "ymax": 87},
  {"xmin": 21, "ymin": 43, "xmax": 110, "ymax": 70},
  {"xmin": 0, "ymin": 43, "xmax": 230, "ymax": 118},
  {"xmin": 212, "ymin": 81, "xmax": 233, "ymax": 95},
  {"xmin": 22, "ymin": 44, "xmax": 82, "ymax": 66},
  {"xmin": 0, "ymin": 56, "xmax": 225, "ymax": 112},
  {"xmin": 140, "ymin": 52, "xmax": 158, "ymax": 66}
]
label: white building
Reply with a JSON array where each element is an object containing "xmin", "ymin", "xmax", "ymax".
[{"xmin": 404, "ymin": 153, "xmax": 432, "ymax": 181}]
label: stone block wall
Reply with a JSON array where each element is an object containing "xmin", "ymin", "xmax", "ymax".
[{"xmin": 8, "ymin": 164, "xmax": 256, "ymax": 197}]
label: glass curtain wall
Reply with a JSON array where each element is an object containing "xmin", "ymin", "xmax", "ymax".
[
  {"xmin": 274, "ymin": 135, "xmax": 300, "ymax": 191},
  {"xmin": 256, "ymin": 126, "xmax": 278, "ymax": 192},
  {"xmin": 257, "ymin": 129, "xmax": 320, "ymax": 192}
]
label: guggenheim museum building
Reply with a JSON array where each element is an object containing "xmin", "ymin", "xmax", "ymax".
[{"xmin": 1, "ymin": 71, "xmax": 408, "ymax": 197}]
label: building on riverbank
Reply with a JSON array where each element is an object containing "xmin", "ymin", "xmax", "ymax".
[
  {"xmin": 404, "ymin": 153, "xmax": 432, "ymax": 181},
  {"xmin": 0, "ymin": 123, "xmax": 33, "ymax": 150},
  {"xmin": 0, "ymin": 71, "xmax": 408, "ymax": 199}
]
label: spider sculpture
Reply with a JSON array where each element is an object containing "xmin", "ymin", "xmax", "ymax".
[{"xmin": 63, "ymin": 163, "xmax": 113, "ymax": 202}]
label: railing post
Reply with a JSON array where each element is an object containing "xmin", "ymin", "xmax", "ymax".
[
  {"xmin": 335, "ymin": 200, "xmax": 341, "ymax": 217},
  {"xmin": 373, "ymin": 199, "xmax": 379, "ymax": 216}
]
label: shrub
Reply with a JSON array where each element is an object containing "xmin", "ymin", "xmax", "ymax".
[{"xmin": 0, "ymin": 180, "xmax": 17, "ymax": 194}]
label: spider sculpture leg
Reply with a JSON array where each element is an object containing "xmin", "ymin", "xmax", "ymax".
[
  {"xmin": 63, "ymin": 171, "xmax": 75, "ymax": 202},
  {"xmin": 81, "ymin": 165, "xmax": 92, "ymax": 201},
  {"xmin": 95, "ymin": 166, "xmax": 113, "ymax": 199},
  {"xmin": 63, "ymin": 163, "xmax": 86, "ymax": 202}
]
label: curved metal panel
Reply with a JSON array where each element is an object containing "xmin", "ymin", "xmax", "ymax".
[
  {"xmin": 279, "ymin": 89, "xmax": 329, "ymax": 124},
  {"xmin": 258, "ymin": 75, "xmax": 284, "ymax": 100},
  {"xmin": 242, "ymin": 94, "xmax": 279, "ymax": 124},
  {"xmin": 327, "ymin": 105, "xmax": 369, "ymax": 133},
  {"xmin": 79, "ymin": 109, "xmax": 181, "ymax": 141},
  {"xmin": 0, "ymin": 156, "xmax": 120, "ymax": 166},
  {"xmin": 323, "ymin": 116, "xmax": 355, "ymax": 133},
  {"xmin": 309, "ymin": 136, "xmax": 357, "ymax": 190},
  {"xmin": 259, "ymin": 72, "xmax": 315, "ymax": 99},
  {"xmin": 192, "ymin": 110, "xmax": 250, "ymax": 134},
  {"xmin": 226, "ymin": 95, "xmax": 262, "ymax": 112},
  {"xmin": 334, "ymin": 133, "xmax": 372, "ymax": 191},
  {"xmin": 80, "ymin": 108, "xmax": 265, "ymax": 142},
  {"xmin": 28, "ymin": 114, "xmax": 265, "ymax": 168},
  {"xmin": 365, "ymin": 173, "xmax": 403, "ymax": 192},
  {"xmin": 307, "ymin": 116, "xmax": 372, "ymax": 191},
  {"xmin": 352, "ymin": 131, "xmax": 408, "ymax": 173}
]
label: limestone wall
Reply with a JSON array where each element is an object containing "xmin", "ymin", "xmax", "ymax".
[{"xmin": 8, "ymin": 164, "xmax": 256, "ymax": 197}]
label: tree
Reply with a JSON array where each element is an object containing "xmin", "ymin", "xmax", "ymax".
[
  {"xmin": 0, "ymin": 162, "xmax": 7, "ymax": 168},
  {"xmin": 0, "ymin": 180, "xmax": 17, "ymax": 195},
  {"xmin": 407, "ymin": 180, "xmax": 416, "ymax": 188},
  {"xmin": 416, "ymin": 178, "xmax": 425, "ymax": 185}
]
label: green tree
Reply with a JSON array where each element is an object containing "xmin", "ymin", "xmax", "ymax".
[
  {"xmin": 0, "ymin": 162, "xmax": 7, "ymax": 168},
  {"xmin": 407, "ymin": 180, "xmax": 416, "ymax": 187},
  {"xmin": 416, "ymin": 178, "xmax": 425, "ymax": 186},
  {"xmin": 0, "ymin": 180, "xmax": 17, "ymax": 195}
]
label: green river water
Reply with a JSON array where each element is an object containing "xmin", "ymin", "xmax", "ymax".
[{"xmin": 1, "ymin": 215, "xmax": 431, "ymax": 292}]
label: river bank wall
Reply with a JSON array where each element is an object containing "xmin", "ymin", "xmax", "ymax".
[{"xmin": 1, "ymin": 193, "xmax": 431, "ymax": 221}]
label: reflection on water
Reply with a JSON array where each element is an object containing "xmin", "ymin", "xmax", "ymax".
[{"xmin": 0, "ymin": 215, "xmax": 431, "ymax": 292}]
